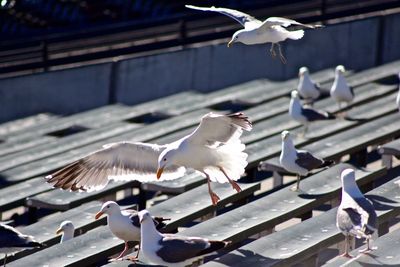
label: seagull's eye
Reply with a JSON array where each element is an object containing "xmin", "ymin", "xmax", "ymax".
[
  {"xmin": 106, "ymin": 205, "xmax": 110, "ymax": 208},
  {"xmin": 235, "ymin": 36, "xmax": 238, "ymax": 39},
  {"xmin": 163, "ymin": 158, "xmax": 167, "ymax": 161}
]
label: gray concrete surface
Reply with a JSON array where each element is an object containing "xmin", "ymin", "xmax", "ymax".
[{"xmin": 0, "ymin": 12, "xmax": 399, "ymax": 123}]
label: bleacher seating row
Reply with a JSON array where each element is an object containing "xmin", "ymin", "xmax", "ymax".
[{"xmin": 0, "ymin": 59, "xmax": 399, "ymax": 266}]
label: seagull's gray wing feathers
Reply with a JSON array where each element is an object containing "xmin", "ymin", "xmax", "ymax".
[
  {"xmin": 0, "ymin": 224, "xmax": 42, "ymax": 249},
  {"xmin": 260, "ymin": 17, "xmax": 323, "ymax": 30},
  {"xmin": 295, "ymin": 150, "xmax": 324, "ymax": 171},
  {"xmin": 45, "ymin": 142, "xmax": 185, "ymax": 192},
  {"xmin": 185, "ymin": 5, "xmax": 260, "ymax": 28}
]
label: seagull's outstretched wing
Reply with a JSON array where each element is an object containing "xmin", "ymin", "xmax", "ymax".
[
  {"xmin": 0, "ymin": 224, "xmax": 43, "ymax": 249},
  {"xmin": 260, "ymin": 17, "xmax": 323, "ymax": 30},
  {"xmin": 185, "ymin": 5, "xmax": 261, "ymax": 28},
  {"xmin": 186, "ymin": 112, "xmax": 252, "ymax": 146},
  {"xmin": 45, "ymin": 142, "xmax": 185, "ymax": 192}
]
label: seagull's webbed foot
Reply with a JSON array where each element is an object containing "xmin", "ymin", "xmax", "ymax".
[
  {"xmin": 339, "ymin": 252, "xmax": 353, "ymax": 258},
  {"xmin": 219, "ymin": 167, "xmax": 242, "ymax": 193},
  {"xmin": 109, "ymin": 242, "xmax": 129, "ymax": 262},
  {"xmin": 359, "ymin": 239, "xmax": 373, "ymax": 253},
  {"xmin": 125, "ymin": 255, "xmax": 139, "ymax": 262},
  {"xmin": 209, "ymin": 191, "xmax": 221, "ymax": 206}
]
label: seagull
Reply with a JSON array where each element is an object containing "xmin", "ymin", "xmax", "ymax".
[
  {"xmin": 45, "ymin": 112, "xmax": 252, "ymax": 206},
  {"xmin": 330, "ymin": 65, "xmax": 354, "ymax": 110},
  {"xmin": 185, "ymin": 5, "xmax": 322, "ymax": 64},
  {"xmin": 0, "ymin": 223, "xmax": 44, "ymax": 266},
  {"xmin": 289, "ymin": 90, "xmax": 335, "ymax": 136},
  {"xmin": 297, "ymin": 67, "xmax": 321, "ymax": 104},
  {"xmin": 95, "ymin": 201, "xmax": 169, "ymax": 261},
  {"xmin": 279, "ymin": 130, "xmax": 333, "ymax": 191},
  {"xmin": 337, "ymin": 169, "xmax": 377, "ymax": 258},
  {"xmin": 396, "ymin": 72, "xmax": 400, "ymax": 111},
  {"xmin": 55, "ymin": 221, "xmax": 75, "ymax": 243},
  {"xmin": 138, "ymin": 210, "xmax": 230, "ymax": 267}
]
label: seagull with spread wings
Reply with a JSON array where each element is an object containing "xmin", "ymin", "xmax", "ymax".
[
  {"xmin": 186, "ymin": 5, "xmax": 323, "ymax": 63},
  {"xmin": 45, "ymin": 112, "xmax": 252, "ymax": 206}
]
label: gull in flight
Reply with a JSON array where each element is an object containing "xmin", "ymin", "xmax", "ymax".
[
  {"xmin": 186, "ymin": 5, "xmax": 323, "ymax": 63},
  {"xmin": 337, "ymin": 169, "xmax": 376, "ymax": 257},
  {"xmin": 138, "ymin": 210, "xmax": 230, "ymax": 266},
  {"xmin": 95, "ymin": 201, "xmax": 169, "ymax": 261},
  {"xmin": 55, "ymin": 221, "xmax": 75, "ymax": 243},
  {"xmin": 45, "ymin": 112, "xmax": 252, "ymax": 206}
]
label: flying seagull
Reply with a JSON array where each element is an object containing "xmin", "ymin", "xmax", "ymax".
[
  {"xmin": 337, "ymin": 169, "xmax": 377, "ymax": 258},
  {"xmin": 95, "ymin": 201, "xmax": 169, "ymax": 261},
  {"xmin": 297, "ymin": 67, "xmax": 321, "ymax": 104},
  {"xmin": 185, "ymin": 5, "xmax": 323, "ymax": 63},
  {"xmin": 0, "ymin": 223, "xmax": 44, "ymax": 266},
  {"xmin": 56, "ymin": 221, "xmax": 75, "ymax": 243},
  {"xmin": 289, "ymin": 90, "xmax": 335, "ymax": 136},
  {"xmin": 45, "ymin": 112, "xmax": 252, "ymax": 206},
  {"xmin": 330, "ymin": 65, "xmax": 354, "ymax": 110},
  {"xmin": 279, "ymin": 130, "xmax": 333, "ymax": 191},
  {"xmin": 138, "ymin": 210, "xmax": 230, "ymax": 266}
]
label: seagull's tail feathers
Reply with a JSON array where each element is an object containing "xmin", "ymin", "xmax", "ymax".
[
  {"xmin": 287, "ymin": 29, "xmax": 304, "ymax": 40},
  {"xmin": 320, "ymin": 160, "xmax": 335, "ymax": 168},
  {"xmin": 198, "ymin": 240, "xmax": 231, "ymax": 257},
  {"xmin": 206, "ymin": 142, "xmax": 248, "ymax": 183},
  {"xmin": 153, "ymin": 216, "xmax": 170, "ymax": 230}
]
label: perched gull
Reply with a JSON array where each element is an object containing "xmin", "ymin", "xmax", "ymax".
[
  {"xmin": 0, "ymin": 223, "xmax": 44, "ymax": 266},
  {"xmin": 396, "ymin": 72, "xmax": 400, "ymax": 111},
  {"xmin": 45, "ymin": 112, "xmax": 252, "ymax": 206},
  {"xmin": 289, "ymin": 90, "xmax": 335, "ymax": 136},
  {"xmin": 297, "ymin": 67, "xmax": 321, "ymax": 104},
  {"xmin": 138, "ymin": 210, "xmax": 230, "ymax": 266},
  {"xmin": 337, "ymin": 169, "xmax": 376, "ymax": 258},
  {"xmin": 330, "ymin": 65, "xmax": 354, "ymax": 110},
  {"xmin": 56, "ymin": 221, "xmax": 75, "ymax": 243},
  {"xmin": 185, "ymin": 5, "xmax": 322, "ymax": 63},
  {"xmin": 95, "ymin": 201, "xmax": 169, "ymax": 261},
  {"xmin": 279, "ymin": 130, "xmax": 333, "ymax": 191}
]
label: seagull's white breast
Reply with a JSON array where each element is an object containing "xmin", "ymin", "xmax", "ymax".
[{"xmin": 108, "ymin": 215, "xmax": 140, "ymax": 242}]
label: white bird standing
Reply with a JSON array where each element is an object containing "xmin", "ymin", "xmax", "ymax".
[
  {"xmin": 45, "ymin": 112, "xmax": 252, "ymax": 206},
  {"xmin": 297, "ymin": 66, "xmax": 321, "ymax": 104},
  {"xmin": 289, "ymin": 90, "xmax": 335, "ymax": 136},
  {"xmin": 279, "ymin": 130, "xmax": 333, "ymax": 191},
  {"xmin": 396, "ymin": 72, "xmax": 400, "ymax": 111},
  {"xmin": 336, "ymin": 169, "xmax": 377, "ymax": 258},
  {"xmin": 138, "ymin": 210, "xmax": 230, "ymax": 267},
  {"xmin": 185, "ymin": 5, "xmax": 322, "ymax": 63},
  {"xmin": 94, "ymin": 201, "xmax": 169, "ymax": 261},
  {"xmin": 0, "ymin": 224, "xmax": 44, "ymax": 266},
  {"xmin": 330, "ymin": 65, "xmax": 354, "ymax": 110},
  {"xmin": 55, "ymin": 221, "xmax": 75, "ymax": 243}
]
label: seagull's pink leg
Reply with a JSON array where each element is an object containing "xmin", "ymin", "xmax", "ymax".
[
  {"xmin": 110, "ymin": 241, "xmax": 129, "ymax": 261},
  {"xmin": 359, "ymin": 238, "xmax": 372, "ymax": 253},
  {"xmin": 126, "ymin": 243, "xmax": 140, "ymax": 262},
  {"xmin": 204, "ymin": 172, "xmax": 220, "ymax": 206},
  {"xmin": 340, "ymin": 235, "xmax": 353, "ymax": 258},
  {"xmin": 219, "ymin": 167, "xmax": 242, "ymax": 193}
]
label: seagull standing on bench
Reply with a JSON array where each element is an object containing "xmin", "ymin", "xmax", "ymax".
[
  {"xmin": 330, "ymin": 65, "xmax": 354, "ymax": 111},
  {"xmin": 289, "ymin": 90, "xmax": 335, "ymax": 136},
  {"xmin": 279, "ymin": 130, "xmax": 333, "ymax": 191},
  {"xmin": 337, "ymin": 169, "xmax": 376, "ymax": 258},
  {"xmin": 45, "ymin": 112, "xmax": 252, "ymax": 206},
  {"xmin": 0, "ymin": 223, "xmax": 44, "ymax": 266},
  {"xmin": 185, "ymin": 5, "xmax": 322, "ymax": 64},
  {"xmin": 297, "ymin": 67, "xmax": 321, "ymax": 104},
  {"xmin": 138, "ymin": 210, "xmax": 230, "ymax": 266},
  {"xmin": 95, "ymin": 201, "xmax": 168, "ymax": 262},
  {"xmin": 56, "ymin": 221, "xmax": 75, "ymax": 243}
]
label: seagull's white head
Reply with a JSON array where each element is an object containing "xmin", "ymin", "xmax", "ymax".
[
  {"xmin": 138, "ymin": 209, "xmax": 151, "ymax": 224},
  {"xmin": 227, "ymin": 30, "xmax": 245, "ymax": 47},
  {"xmin": 56, "ymin": 220, "xmax": 74, "ymax": 235},
  {"xmin": 335, "ymin": 65, "xmax": 346, "ymax": 74},
  {"xmin": 281, "ymin": 130, "xmax": 291, "ymax": 141},
  {"xmin": 157, "ymin": 147, "xmax": 180, "ymax": 180},
  {"xmin": 291, "ymin": 90, "xmax": 299, "ymax": 99},
  {"xmin": 95, "ymin": 201, "xmax": 121, "ymax": 219},
  {"xmin": 299, "ymin": 67, "xmax": 309, "ymax": 77},
  {"xmin": 341, "ymin": 168, "xmax": 357, "ymax": 189}
]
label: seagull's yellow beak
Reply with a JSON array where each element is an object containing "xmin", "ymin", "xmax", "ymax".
[
  {"xmin": 55, "ymin": 228, "xmax": 63, "ymax": 235},
  {"xmin": 156, "ymin": 167, "xmax": 164, "ymax": 180},
  {"xmin": 227, "ymin": 40, "xmax": 233, "ymax": 48},
  {"xmin": 95, "ymin": 211, "xmax": 104, "ymax": 220}
]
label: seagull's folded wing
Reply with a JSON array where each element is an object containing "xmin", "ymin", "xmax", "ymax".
[
  {"xmin": 45, "ymin": 142, "xmax": 185, "ymax": 192},
  {"xmin": 342, "ymin": 196, "xmax": 376, "ymax": 236},
  {"xmin": 186, "ymin": 112, "xmax": 252, "ymax": 146},
  {"xmin": 185, "ymin": 5, "xmax": 260, "ymax": 28},
  {"xmin": 259, "ymin": 17, "xmax": 322, "ymax": 30}
]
